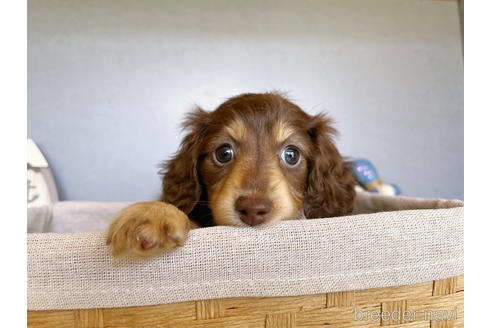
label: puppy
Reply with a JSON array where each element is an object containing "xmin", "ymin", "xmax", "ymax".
[{"xmin": 107, "ymin": 93, "xmax": 356, "ymax": 257}]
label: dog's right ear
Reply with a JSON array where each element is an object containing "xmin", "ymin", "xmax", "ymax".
[{"xmin": 160, "ymin": 107, "xmax": 211, "ymax": 214}]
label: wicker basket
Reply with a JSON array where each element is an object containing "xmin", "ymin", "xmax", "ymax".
[
  {"xmin": 28, "ymin": 274, "xmax": 463, "ymax": 327},
  {"xmin": 27, "ymin": 194, "xmax": 463, "ymax": 327}
]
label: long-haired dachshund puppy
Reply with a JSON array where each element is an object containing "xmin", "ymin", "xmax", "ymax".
[{"xmin": 107, "ymin": 93, "xmax": 356, "ymax": 257}]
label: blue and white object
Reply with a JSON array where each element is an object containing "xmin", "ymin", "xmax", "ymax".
[{"xmin": 350, "ymin": 159, "xmax": 401, "ymax": 196}]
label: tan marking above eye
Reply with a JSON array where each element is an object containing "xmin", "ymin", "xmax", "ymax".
[
  {"xmin": 273, "ymin": 120, "xmax": 295, "ymax": 144},
  {"xmin": 224, "ymin": 119, "xmax": 246, "ymax": 141}
]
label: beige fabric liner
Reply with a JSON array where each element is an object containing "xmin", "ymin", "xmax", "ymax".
[{"xmin": 27, "ymin": 193, "xmax": 463, "ymax": 310}]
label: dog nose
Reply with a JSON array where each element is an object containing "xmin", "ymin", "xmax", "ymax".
[{"xmin": 235, "ymin": 196, "xmax": 272, "ymax": 226}]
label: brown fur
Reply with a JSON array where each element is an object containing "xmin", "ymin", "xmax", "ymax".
[{"xmin": 107, "ymin": 92, "xmax": 356, "ymax": 257}]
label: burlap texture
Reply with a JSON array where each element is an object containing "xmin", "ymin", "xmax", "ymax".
[{"xmin": 27, "ymin": 195, "xmax": 463, "ymax": 310}]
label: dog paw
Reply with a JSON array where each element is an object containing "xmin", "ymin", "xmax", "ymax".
[{"xmin": 106, "ymin": 202, "xmax": 191, "ymax": 257}]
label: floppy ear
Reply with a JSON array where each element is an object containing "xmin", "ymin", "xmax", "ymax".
[
  {"xmin": 304, "ymin": 114, "xmax": 356, "ymax": 219},
  {"xmin": 160, "ymin": 107, "xmax": 210, "ymax": 214}
]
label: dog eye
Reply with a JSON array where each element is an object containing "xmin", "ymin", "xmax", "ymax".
[
  {"xmin": 215, "ymin": 144, "xmax": 234, "ymax": 163},
  {"xmin": 281, "ymin": 146, "xmax": 300, "ymax": 166}
]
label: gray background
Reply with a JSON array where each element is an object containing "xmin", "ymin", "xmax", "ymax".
[{"xmin": 27, "ymin": 0, "xmax": 463, "ymax": 201}]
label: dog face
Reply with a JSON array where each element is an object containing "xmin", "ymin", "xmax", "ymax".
[
  {"xmin": 161, "ymin": 93, "xmax": 355, "ymax": 227},
  {"xmin": 199, "ymin": 101, "xmax": 311, "ymax": 226}
]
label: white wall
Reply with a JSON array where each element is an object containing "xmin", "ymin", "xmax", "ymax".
[{"xmin": 28, "ymin": 0, "xmax": 463, "ymax": 201}]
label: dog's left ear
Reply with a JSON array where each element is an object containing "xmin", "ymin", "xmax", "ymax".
[
  {"xmin": 304, "ymin": 114, "xmax": 356, "ymax": 219},
  {"xmin": 160, "ymin": 107, "xmax": 211, "ymax": 214}
]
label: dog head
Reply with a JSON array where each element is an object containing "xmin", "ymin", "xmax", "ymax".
[{"xmin": 161, "ymin": 93, "xmax": 355, "ymax": 226}]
